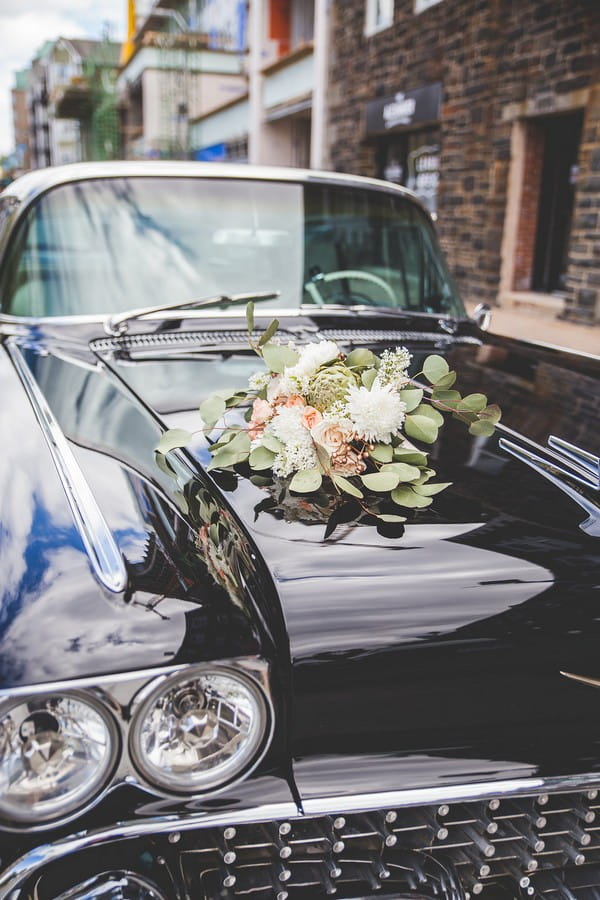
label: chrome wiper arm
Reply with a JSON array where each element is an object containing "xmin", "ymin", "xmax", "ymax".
[{"xmin": 104, "ymin": 290, "xmax": 280, "ymax": 336}]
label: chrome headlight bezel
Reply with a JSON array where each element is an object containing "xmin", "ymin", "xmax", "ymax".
[
  {"xmin": 0, "ymin": 658, "xmax": 274, "ymax": 832},
  {"xmin": 128, "ymin": 664, "xmax": 272, "ymax": 795},
  {"xmin": 0, "ymin": 689, "xmax": 120, "ymax": 829}
]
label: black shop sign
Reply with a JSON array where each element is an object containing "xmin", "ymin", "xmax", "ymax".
[{"xmin": 366, "ymin": 82, "xmax": 442, "ymax": 135}]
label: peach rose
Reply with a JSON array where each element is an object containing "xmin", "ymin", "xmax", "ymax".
[
  {"xmin": 310, "ymin": 419, "xmax": 353, "ymax": 454},
  {"xmin": 301, "ymin": 406, "xmax": 322, "ymax": 430},
  {"xmin": 248, "ymin": 397, "xmax": 273, "ymax": 440},
  {"xmin": 285, "ymin": 394, "xmax": 306, "ymax": 408}
]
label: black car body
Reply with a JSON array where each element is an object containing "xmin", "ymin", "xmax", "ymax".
[{"xmin": 0, "ymin": 162, "xmax": 599, "ymax": 900}]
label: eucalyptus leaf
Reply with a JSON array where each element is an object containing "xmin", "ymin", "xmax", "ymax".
[
  {"xmin": 412, "ymin": 481, "xmax": 452, "ymax": 496},
  {"xmin": 393, "ymin": 446, "xmax": 429, "ymax": 466},
  {"xmin": 246, "ymin": 301, "xmax": 254, "ymax": 334},
  {"xmin": 331, "ymin": 473, "xmax": 364, "ymax": 498},
  {"xmin": 315, "ymin": 443, "xmax": 331, "ymax": 473},
  {"xmin": 154, "ymin": 450, "xmax": 177, "ymax": 479},
  {"xmin": 433, "ymin": 370, "xmax": 457, "ymax": 389},
  {"xmin": 431, "ymin": 389, "xmax": 461, "ymax": 409},
  {"xmin": 459, "ymin": 393, "xmax": 488, "ymax": 413},
  {"xmin": 404, "ymin": 414, "xmax": 439, "ymax": 444},
  {"xmin": 209, "ymin": 430, "xmax": 237, "ymax": 451},
  {"xmin": 226, "ymin": 431, "xmax": 251, "ymax": 454},
  {"xmin": 369, "ymin": 443, "xmax": 393, "ymax": 463},
  {"xmin": 481, "ymin": 403, "xmax": 502, "ymax": 424},
  {"xmin": 249, "ymin": 445, "xmax": 277, "ymax": 470},
  {"xmin": 468, "ymin": 419, "xmax": 496, "ymax": 437},
  {"xmin": 199, "ymin": 395, "xmax": 226, "ymax": 428},
  {"xmin": 258, "ymin": 319, "xmax": 279, "ymax": 347},
  {"xmin": 361, "ymin": 368, "xmax": 378, "ymax": 389},
  {"xmin": 391, "ymin": 485, "xmax": 433, "ymax": 508},
  {"xmin": 361, "ymin": 471, "xmax": 401, "ymax": 492},
  {"xmin": 289, "ymin": 467, "xmax": 323, "ymax": 493},
  {"xmin": 261, "ymin": 433, "xmax": 284, "ymax": 453},
  {"xmin": 155, "ymin": 428, "xmax": 193, "ymax": 454},
  {"xmin": 414, "ymin": 403, "xmax": 444, "ymax": 427},
  {"xmin": 381, "ymin": 462, "xmax": 421, "ymax": 482},
  {"xmin": 423, "ymin": 354, "xmax": 450, "ymax": 384},
  {"xmin": 262, "ymin": 342, "xmax": 300, "ymax": 373},
  {"xmin": 398, "ymin": 388, "xmax": 423, "ymax": 412},
  {"xmin": 346, "ymin": 348, "xmax": 377, "ymax": 369}
]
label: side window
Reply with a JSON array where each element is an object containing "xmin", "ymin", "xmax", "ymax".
[{"xmin": 365, "ymin": 0, "xmax": 394, "ymax": 36}]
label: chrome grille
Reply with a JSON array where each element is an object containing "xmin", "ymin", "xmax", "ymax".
[
  {"xmin": 316, "ymin": 328, "xmax": 481, "ymax": 347},
  {"xmin": 179, "ymin": 788, "xmax": 600, "ymax": 899},
  {"xmin": 90, "ymin": 327, "xmax": 481, "ymax": 358}
]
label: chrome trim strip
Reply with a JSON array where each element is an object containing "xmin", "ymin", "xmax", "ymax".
[
  {"xmin": 548, "ymin": 435, "xmax": 600, "ymax": 485},
  {"xmin": 500, "ymin": 436, "xmax": 599, "ymax": 491},
  {"xmin": 2, "ymin": 773, "xmax": 600, "ymax": 898},
  {"xmin": 499, "ymin": 437, "xmax": 600, "ymax": 537},
  {"xmin": 5, "ymin": 341, "xmax": 128, "ymax": 593},
  {"xmin": 0, "ymin": 664, "xmax": 188, "ymax": 701}
]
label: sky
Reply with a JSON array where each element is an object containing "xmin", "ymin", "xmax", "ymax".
[{"xmin": 0, "ymin": 0, "xmax": 127, "ymax": 157}]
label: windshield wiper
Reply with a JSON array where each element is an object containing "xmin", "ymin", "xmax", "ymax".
[{"xmin": 104, "ymin": 290, "xmax": 280, "ymax": 336}]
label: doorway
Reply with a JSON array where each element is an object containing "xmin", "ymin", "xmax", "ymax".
[{"xmin": 532, "ymin": 110, "xmax": 583, "ymax": 293}]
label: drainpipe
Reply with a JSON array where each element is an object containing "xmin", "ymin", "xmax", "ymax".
[
  {"xmin": 310, "ymin": 0, "xmax": 330, "ymax": 170},
  {"xmin": 248, "ymin": 0, "xmax": 265, "ymax": 164}
]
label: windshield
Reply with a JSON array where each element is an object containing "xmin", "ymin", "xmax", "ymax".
[{"xmin": 2, "ymin": 176, "xmax": 464, "ymax": 318}]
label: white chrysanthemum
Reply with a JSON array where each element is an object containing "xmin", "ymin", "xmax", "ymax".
[
  {"xmin": 272, "ymin": 442, "xmax": 318, "ymax": 477},
  {"xmin": 375, "ymin": 347, "xmax": 413, "ymax": 388},
  {"xmin": 285, "ymin": 340, "xmax": 340, "ymax": 380},
  {"xmin": 346, "ymin": 383, "xmax": 407, "ymax": 444},
  {"xmin": 268, "ymin": 405, "xmax": 311, "ymax": 447},
  {"xmin": 248, "ymin": 370, "xmax": 271, "ymax": 392}
]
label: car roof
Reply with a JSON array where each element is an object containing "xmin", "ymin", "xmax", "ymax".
[{"xmin": 1, "ymin": 160, "xmax": 425, "ymax": 211}]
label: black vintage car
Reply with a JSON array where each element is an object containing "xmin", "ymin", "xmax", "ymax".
[{"xmin": 0, "ymin": 162, "xmax": 599, "ymax": 900}]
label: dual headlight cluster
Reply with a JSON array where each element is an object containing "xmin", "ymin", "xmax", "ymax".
[{"xmin": 0, "ymin": 666, "xmax": 269, "ymax": 827}]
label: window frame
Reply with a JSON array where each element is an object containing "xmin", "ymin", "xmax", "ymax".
[{"xmin": 364, "ymin": 0, "xmax": 395, "ymax": 37}]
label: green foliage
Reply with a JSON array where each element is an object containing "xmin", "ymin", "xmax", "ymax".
[
  {"xmin": 404, "ymin": 414, "xmax": 439, "ymax": 444},
  {"xmin": 289, "ymin": 467, "xmax": 323, "ymax": 493},
  {"xmin": 361, "ymin": 471, "xmax": 401, "ymax": 492},
  {"xmin": 155, "ymin": 428, "xmax": 193, "ymax": 454},
  {"xmin": 369, "ymin": 443, "xmax": 393, "ymax": 463},
  {"xmin": 261, "ymin": 342, "xmax": 300, "ymax": 373},
  {"xmin": 423, "ymin": 355, "xmax": 450, "ymax": 383},
  {"xmin": 399, "ymin": 388, "xmax": 423, "ymax": 412},
  {"xmin": 199, "ymin": 395, "xmax": 226, "ymax": 429},
  {"xmin": 153, "ymin": 309, "xmax": 501, "ymax": 541}
]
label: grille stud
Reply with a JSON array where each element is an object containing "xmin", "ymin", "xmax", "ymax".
[{"xmin": 181, "ymin": 787, "xmax": 600, "ymax": 898}]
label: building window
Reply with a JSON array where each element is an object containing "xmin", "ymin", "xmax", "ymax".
[
  {"xmin": 365, "ymin": 0, "xmax": 394, "ymax": 36},
  {"xmin": 414, "ymin": 0, "xmax": 443, "ymax": 14}
]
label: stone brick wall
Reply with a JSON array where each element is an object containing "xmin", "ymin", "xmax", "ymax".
[
  {"xmin": 565, "ymin": 83, "xmax": 600, "ymax": 321},
  {"xmin": 327, "ymin": 0, "xmax": 600, "ymax": 320}
]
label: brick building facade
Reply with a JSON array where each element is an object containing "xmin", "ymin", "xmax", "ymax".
[{"xmin": 327, "ymin": 0, "xmax": 600, "ymax": 321}]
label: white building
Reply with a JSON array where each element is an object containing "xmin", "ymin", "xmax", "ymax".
[{"xmin": 190, "ymin": 0, "xmax": 330, "ymax": 168}]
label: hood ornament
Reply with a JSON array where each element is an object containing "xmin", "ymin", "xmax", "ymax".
[
  {"xmin": 560, "ymin": 671, "xmax": 600, "ymax": 689},
  {"xmin": 499, "ymin": 434, "xmax": 600, "ymax": 538}
]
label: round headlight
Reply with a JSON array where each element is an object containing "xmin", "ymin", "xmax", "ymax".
[
  {"xmin": 130, "ymin": 667, "xmax": 269, "ymax": 793},
  {"xmin": 0, "ymin": 692, "xmax": 118, "ymax": 825}
]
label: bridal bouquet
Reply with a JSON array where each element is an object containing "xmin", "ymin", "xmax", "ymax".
[{"xmin": 156, "ymin": 304, "xmax": 501, "ymax": 535}]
